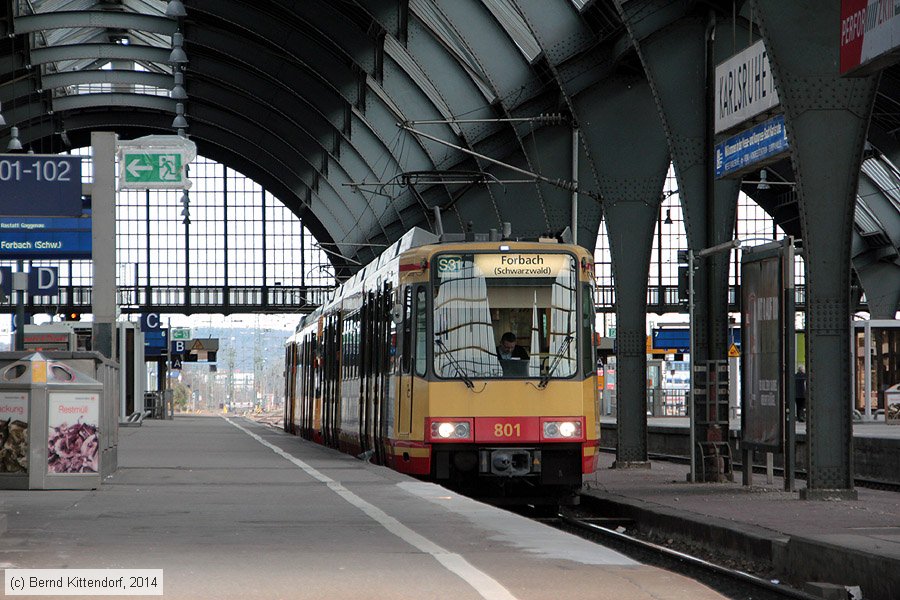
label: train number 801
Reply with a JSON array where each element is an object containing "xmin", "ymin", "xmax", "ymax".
[{"xmin": 493, "ymin": 423, "xmax": 521, "ymax": 438}]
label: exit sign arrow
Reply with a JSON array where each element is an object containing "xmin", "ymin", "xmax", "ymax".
[
  {"xmin": 126, "ymin": 159, "xmax": 154, "ymax": 179},
  {"xmin": 117, "ymin": 136, "xmax": 197, "ymax": 190}
]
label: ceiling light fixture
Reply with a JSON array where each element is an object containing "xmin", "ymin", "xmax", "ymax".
[
  {"xmin": 172, "ymin": 102, "xmax": 188, "ymax": 129},
  {"xmin": 166, "ymin": 0, "xmax": 187, "ymax": 18}
]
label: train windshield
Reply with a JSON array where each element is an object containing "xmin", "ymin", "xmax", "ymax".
[{"xmin": 432, "ymin": 251, "xmax": 579, "ymax": 380}]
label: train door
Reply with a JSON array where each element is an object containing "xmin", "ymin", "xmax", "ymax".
[
  {"xmin": 373, "ymin": 282, "xmax": 392, "ymax": 464},
  {"xmin": 397, "ymin": 286, "xmax": 414, "ymax": 436},
  {"xmin": 284, "ymin": 345, "xmax": 294, "ymax": 433},
  {"xmin": 323, "ymin": 313, "xmax": 342, "ymax": 448},
  {"xmin": 359, "ymin": 294, "xmax": 373, "ymax": 454},
  {"xmin": 305, "ymin": 334, "xmax": 317, "ymax": 438}
]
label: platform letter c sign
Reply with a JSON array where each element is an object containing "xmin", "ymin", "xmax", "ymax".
[{"xmin": 141, "ymin": 313, "xmax": 161, "ymax": 332}]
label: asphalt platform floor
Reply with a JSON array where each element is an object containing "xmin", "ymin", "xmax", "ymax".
[
  {"xmin": 0, "ymin": 415, "xmax": 739, "ymax": 600},
  {"xmin": 582, "ymin": 453, "xmax": 900, "ymax": 600}
]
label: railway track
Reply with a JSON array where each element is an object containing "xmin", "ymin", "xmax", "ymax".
[{"xmin": 546, "ymin": 510, "xmax": 831, "ymax": 600}]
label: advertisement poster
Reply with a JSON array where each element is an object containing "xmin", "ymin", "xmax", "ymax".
[
  {"xmin": 0, "ymin": 392, "xmax": 28, "ymax": 474},
  {"xmin": 47, "ymin": 392, "xmax": 99, "ymax": 474},
  {"xmin": 741, "ymin": 255, "xmax": 783, "ymax": 450}
]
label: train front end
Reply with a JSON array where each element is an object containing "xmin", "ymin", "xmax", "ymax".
[{"xmin": 393, "ymin": 243, "xmax": 599, "ymax": 504}]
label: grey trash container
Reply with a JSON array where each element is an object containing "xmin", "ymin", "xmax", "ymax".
[{"xmin": 0, "ymin": 352, "xmax": 104, "ymax": 490}]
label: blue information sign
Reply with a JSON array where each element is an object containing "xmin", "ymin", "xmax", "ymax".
[
  {"xmin": 652, "ymin": 328, "xmax": 741, "ymax": 353},
  {"xmin": 0, "ymin": 217, "xmax": 91, "ymax": 259},
  {"xmin": 0, "ymin": 155, "xmax": 83, "ymax": 216},
  {"xmin": 714, "ymin": 114, "xmax": 788, "ymax": 178},
  {"xmin": 144, "ymin": 329, "xmax": 169, "ymax": 357}
]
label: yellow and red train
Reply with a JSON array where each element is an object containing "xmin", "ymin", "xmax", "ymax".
[{"xmin": 284, "ymin": 228, "xmax": 600, "ymax": 503}]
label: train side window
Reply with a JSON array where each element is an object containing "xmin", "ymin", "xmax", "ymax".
[
  {"xmin": 401, "ymin": 287, "xmax": 413, "ymax": 374},
  {"xmin": 582, "ymin": 283, "xmax": 596, "ymax": 377},
  {"xmin": 415, "ymin": 287, "xmax": 427, "ymax": 377}
]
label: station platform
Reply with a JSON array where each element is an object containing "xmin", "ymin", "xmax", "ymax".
[
  {"xmin": 600, "ymin": 416, "xmax": 900, "ymax": 483},
  {"xmin": 0, "ymin": 415, "xmax": 731, "ymax": 600},
  {"xmin": 582, "ymin": 452, "xmax": 900, "ymax": 600}
]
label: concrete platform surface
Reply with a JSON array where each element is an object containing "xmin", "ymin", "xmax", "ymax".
[
  {"xmin": 0, "ymin": 416, "xmax": 730, "ymax": 600},
  {"xmin": 583, "ymin": 454, "xmax": 900, "ymax": 600}
]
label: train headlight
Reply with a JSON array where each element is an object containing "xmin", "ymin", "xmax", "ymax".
[
  {"xmin": 429, "ymin": 420, "xmax": 472, "ymax": 441},
  {"xmin": 542, "ymin": 419, "xmax": 582, "ymax": 440}
]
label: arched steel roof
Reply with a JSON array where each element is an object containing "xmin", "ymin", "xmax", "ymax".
[{"xmin": 1, "ymin": 0, "xmax": 899, "ymax": 278}]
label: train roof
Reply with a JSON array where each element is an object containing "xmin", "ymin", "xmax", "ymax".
[{"xmin": 289, "ymin": 228, "xmax": 594, "ymax": 339}]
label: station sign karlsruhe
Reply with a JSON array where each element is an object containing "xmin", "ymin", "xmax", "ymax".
[
  {"xmin": 0, "ymin": 155, "xmax": 83, "ymax": 217},
  {"xmin": 0, "ymin": 217, "xmax": 91, "ymax": 260},
  {"xmin": 714, "ymin": 114, "xmax": 788, "ymax": 179},
  {"xmin": 714, "ymin": 38, "xmax": 780, "ymax": 134}
]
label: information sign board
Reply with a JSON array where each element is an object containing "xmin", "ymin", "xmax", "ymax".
[
  {"xmin": 0, "ymin": 155, "xmax": 83, "ymax": 217},
  {"xmin": 143, "ymin": 329, "xmax": 168, "ymax": 358},
  {"xmin": 0, "ymin": 217, "xmax": 91, "ymax": 259},
  {"xmin": 714, "ymin": 114, "xmax": 788, "ymax": 179}
]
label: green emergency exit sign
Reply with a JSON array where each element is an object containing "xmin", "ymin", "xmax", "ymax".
[{"xmin": 120, "ymin": 151, "xmax": 186, "ymax": 188}]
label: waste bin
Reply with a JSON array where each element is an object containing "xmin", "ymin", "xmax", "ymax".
[
  {"xmin": 0, "ymin": 352, "xmax": 104, "ymax": 490},
  {"xmin": 886, "ymin": 383, "xmax": 900, "ymax": 425}
]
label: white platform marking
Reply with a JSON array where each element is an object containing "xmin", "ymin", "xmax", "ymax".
[{"xmin": 226, "ymin": 418, "xmax": 518, "ymax": 600}]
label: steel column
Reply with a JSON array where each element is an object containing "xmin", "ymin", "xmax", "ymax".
[
  {"xmin": 91, "ymin": 131, "xmax": 118, "ymax": 360},
  {"xmin": 575, "ymin": 75, "xmax": 670, "ymax": 467},
  {"xmin": 754, "ymin": 0, "xmax": 879, "ymax": 500}
]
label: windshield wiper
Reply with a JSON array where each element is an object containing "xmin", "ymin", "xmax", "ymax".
[
  {"xmin": 539, "ymin": 335, "xmax": 573, "ymax": 389},
  {"xmin": 435, "ymin": 338, "xmax": 475, "ymax": 389}
]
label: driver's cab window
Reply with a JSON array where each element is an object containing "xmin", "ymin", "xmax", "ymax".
[{"xmin": 433, "ymin": 252, "xmax": 578, "ymax": 380}]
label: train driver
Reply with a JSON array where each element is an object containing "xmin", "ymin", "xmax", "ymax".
[{"xmin": 496, "ymin": 331, "xmax": 529, "ymax": 361}]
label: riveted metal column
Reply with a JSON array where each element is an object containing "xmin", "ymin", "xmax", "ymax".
[
  {"xmin": 618, "ymin": 3, "xmax": 730, "ymax": 478},
  {"xmin": 617, "ymin": 5, "xmax": 712, "ymax": 350},
  {"xmin": 575, "ymin": 76, "xmax": 670, "ymax": 467},
  {"xmin": 754, "ymin": 0, "xmax": 879, "ymax": 500}
]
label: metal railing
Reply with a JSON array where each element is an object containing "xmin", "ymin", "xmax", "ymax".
[
  {"xmin": 596, "ymin": 284, "xmax": 817, "ymax": 313},
  {"xmin": 0, "ymin": 284, "xmax": 335, "ymax": 315}
]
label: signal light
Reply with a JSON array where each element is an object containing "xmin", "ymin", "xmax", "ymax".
[{"xmin": 64, "ymin": 312, "xmax": 81, "ymax": 321}]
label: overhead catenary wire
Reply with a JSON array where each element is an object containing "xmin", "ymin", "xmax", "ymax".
[{"xmin": 397, "ymin": 122, "xmax": 596, "ymax": 200}]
